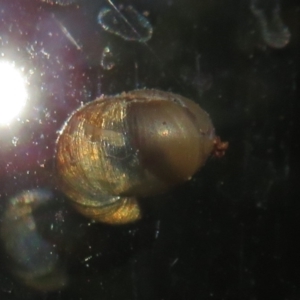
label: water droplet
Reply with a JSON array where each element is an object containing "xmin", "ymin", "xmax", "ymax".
[
  {"xmin": 250, "ymin": 0, "xmax": 291, "ymax": 49},
  {"xmin": 101, "ymin": 46, "xmax": 115, "ymax": 70},
  {"xmin": 97, "ymin": 5, "xmax": 153, "ymax": 42}
]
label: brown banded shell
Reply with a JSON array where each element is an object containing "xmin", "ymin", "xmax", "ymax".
[{"xmin": 56, "ymin": 89, "xmax": 223, "ymax": 224}]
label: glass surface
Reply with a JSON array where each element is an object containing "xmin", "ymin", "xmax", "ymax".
[{"xmin": 0, "ymin": 0, "xmax": 299, "ymax": 299}]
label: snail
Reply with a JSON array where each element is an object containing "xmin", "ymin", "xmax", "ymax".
[
  {"xmin": 56, "ymin": 89, "xmax": 228, "ymax": 225},
  {"xmin": 0, "ymin": 189, "xmax": 67, "ymax": 291}
]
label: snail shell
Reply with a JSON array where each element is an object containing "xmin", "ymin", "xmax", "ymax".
[{"xmin": 56, "ymin": 89, "xmax": 218, "ymax": 224}]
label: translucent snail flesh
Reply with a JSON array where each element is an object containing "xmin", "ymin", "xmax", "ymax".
[
  {"xmin": 0, "ymin": 189, "xmax": 67, "ymax": 291},
  {"xmin": 56, "ymin": 89, "xmax": 227, "ymax": 224}
]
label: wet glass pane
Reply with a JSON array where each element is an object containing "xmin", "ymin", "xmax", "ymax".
[{"xmin": 0, "ymin": 0, "xmax": 299, "ymax": 299}]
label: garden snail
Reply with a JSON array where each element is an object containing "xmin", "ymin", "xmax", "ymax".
[{"xmin": 56, "ymin": 89, "xmax": 227, "ymax": 225}]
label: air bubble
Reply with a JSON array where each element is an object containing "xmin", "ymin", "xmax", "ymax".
[
  {"xmin": 97, "ymin": 6, "xmax": 153, "ymax": 43},
  {"xmin": 250, "ymin": 0, "xmax": 291, "ymax": 49}
]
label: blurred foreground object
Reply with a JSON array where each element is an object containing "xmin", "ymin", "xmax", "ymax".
[{"xmin": 0, "ymin": 189, "xmax": 67, "ymax": 292}]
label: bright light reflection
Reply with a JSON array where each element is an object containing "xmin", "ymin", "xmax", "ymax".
[{"xmin": 0, "ymin": 61, "xmax": 28, "ymax": 125}]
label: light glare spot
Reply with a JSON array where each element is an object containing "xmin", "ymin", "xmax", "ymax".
[{"xmin": 0, "ymin": 61, "xmax": 28, "ymax": 125}]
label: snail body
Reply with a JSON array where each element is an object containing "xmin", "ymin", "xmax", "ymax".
[
  {"xmin": 56, "ymin": 89, "xmax": 223, "ymax": 224},
  {"xmin": 0, "ymin": 189, "xmax": 67, "ymax": 291}
]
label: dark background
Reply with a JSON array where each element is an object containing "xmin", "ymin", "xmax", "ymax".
[{"xmin": 0, "ymin": 0, "xmax": 299, "ymax": 299}]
